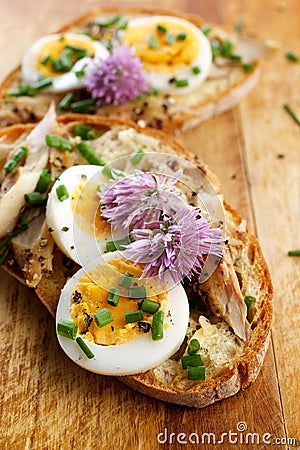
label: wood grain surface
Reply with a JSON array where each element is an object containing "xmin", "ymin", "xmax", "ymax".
[{"xmin": 0, "ymin": 1, "xmax": 299, "ymax": 449}]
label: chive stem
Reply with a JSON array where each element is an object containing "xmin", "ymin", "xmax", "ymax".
[
  {"xmin": 56, "ymin": 184, "xmax": 69, "ymax": 202},
  {"xmin": 283, "ymin": 104, "xmax": 300, "ymax": 127},
  {"xmin": 0, "ymin": 224, "xmax": 28, "ymax": 250},
  {"xmin": 107, "ymin": 287, "xmax": 121, "ymax": 307},
  {"xmin": 139, "ymin": 299, "xmax": 160, "ymax": 314},
  {"xmin": 3, "ymin": 146, "xmax": 28, "ymax": 174},
  {"xmin": 124, "ymin": 310, "xmax": 144, "ymax": 324},
  {"xmin": 128, "ymin": 286, "xmax": 146, "ymax": 299},
  {"xmin": 76, "ymin": 142, "xmax": 105, "ymax": 165},
  {"xmin": 24, "ymin": 192, "xmax": 47, "ymax": 206},
  {"xmin": 119, "ymin": 272, "xmax": 135, "ymax": 290},
  {"xmin": 46, "ymin": 134, "xmax": 72, "ymax": 151},
  {"xmin": 187, "ymin": 365, "xmax": 205, "ymax": 380},
  {"xmin": 58, "ymin": 92, "xmax": 75, "ymax": 111},
  {"xmin": 152, "ymin": 310, "xmax": 164, "ymax": 341},
  {"xmin": 94, "ymin": 307, "xmax": 114, "ymax": 328},
  {"xmin": 288, "ymin": 249, "xmax": 300, "ymax": 256},
  {"xmin": 0, "ymin": 249, "xmax": 9, "ymax": 266},
  {"xmin": 35, "ymin": 168, "xmax": 51, "ymax": 194},
  {"xmin": 187, "ymin": 338, "xmax": 200, "ymax": 355},
  {"xmin": 57, "ymin": 319, "xmax": 78, "ymax": 339},
  {"xmin": 76, "ymin": 336, "xmax": 95, "ymax": 359},
  {"xmin": 130, "ymin": 148, "xmax": 145, "ymax": 165},
  {"xmin": 181, "ymin": 354, "xmax": 203, "ymax": 369}
]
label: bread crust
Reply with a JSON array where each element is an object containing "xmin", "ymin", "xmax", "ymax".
[
  {"xmin": 0, "ymin": 7, "xmax": 261, "ymax": 133},
  {"xmin": 0, "ymin": 116, "xmax": 273, "ymax": 408}
]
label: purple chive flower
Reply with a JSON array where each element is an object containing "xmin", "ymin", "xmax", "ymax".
[
  {"xmin": 85, "ymin": 44, "xmax": 149, "ymax": 106},
  {"xmin": 123, "ymin": 208, "xmax": 224, "ymax": 284},
  {"xmin": 100, "ymin": 170, "xmax": 183, "ymax": 229}
]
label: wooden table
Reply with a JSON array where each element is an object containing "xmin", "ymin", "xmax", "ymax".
[{"xmin": 1, "ymin": 1, "xmax": 299, "ymax": 449}]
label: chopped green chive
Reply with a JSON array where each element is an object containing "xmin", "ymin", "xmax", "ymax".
[
  {"xmin": 105, "ymin": 236, "xmax": 132, "ymax": 253},
  {"xmin": 177, "ymin": 32, "xmax": 187, "ymax": 41},
  {"xmin": 56, "ymin": 184, "xmax": 69, "ymax": 202},
  {"xmin": 58, "ymin": 92, "xmax": 75, "ymax": 111},
  {"xmin": 148, "ymin": 35, "xmax": 159, "ymax": 49},
  {"xmin": 34, "ymin": 78, "xmax": 53, "ymax": 91},
  {"xmin": 59, "ymin": 35, "xmax": 65, "ymax": 42},
  {"xmin": 3, "ymin": 146, "xmax": 28, "ymax": 174},
  {"xmin": 211, "ymin": 39, "xmax": 221, "ymax": 60},
  {"xmin": 128, "ymin": 286, "xmax": 146, "ymax": 299},
  {"xmin": 0, "ymin": 249, "xmax": 9, "ymax": 266},
  {"xmin": 119, "ymin": 272, "xmax": 135, "ymax": 290},
  {"xmin": 192, "ymin": 66, "xmax": 201, "ymax": 75},
  {"xmin": 118, "ymin": 20, "xmax": 128, "ymax": 31},
  {"xmin": 175, "ymin": 79, "xmax": 189, "ymax": 88},
  {"xmin": 243, "ymin": 62, "xmax": 255, "ymax": 71},
  {"xmin": 230, "ymin": 53, "xmax": 242, "ymax": 61},
  {"xmin": 166, "ymin": 33, "xmax": 175, "ymax": 45},
  {"xmin": 75, "ymin": 125, "xmax": 99, "ymax": 140},
  {"xmin": 130, "ymin": 147, "xmax": 145, "ymax": 165},
  {"xmin": 284, "ymin": 103, "xmax": 300, "ymax": 127},
  {"xmin": 57, "ymin": 319, "xmax": 78, "ymax": 339},
  {"xmin": 187, "ymin": 365, "xmax": 205, "ymax": 380},
  {"xmin": 139, "ymin": 299, "xmax": 160, "ymax": 314},
  {"xmin": 152, "ymin": 310, "xmax": 164, "ymax": 341},
  {"xmin": 94, "ymin": 307, "xmax": 114, "ymax": 328},
  {"xmin": 95, "ymin": 14, "xmax": 121, "ymax": 27},
  {"xmin": 0, "ymin": 223, "xmax": 28, "ymax": 250},
  {"xmin": 201, "ymin": 25, "xmax": 211, "ymax": 36},
  {"xmin": 157, "ymin": 24, "xmax": 167, "ymax": 33},
  {"xmin": 187, "ymin": 338, "xmax": 200, "ymax": 355},
  {"xmin": 244, "ymin": 295, "xmax": 255, "ymax": 315},
  {"xmin": 46, "ymin": 134, "xmax": 72, "ymax": 151},
  {"xmin": 52, "ymin": 54, "xmax": 72, "ymax": 73},
  {"xmin": 102, "ymin": 165, "xmax": 125, "ymax": 179},
  {"xmin": 288, "ymin": 249, "xmax": 300, "ymax": 256},
  {"xmin": 181, "ymin": 354, "xmax": 203, "ymax": 369},
  {"xmin": 65, "ymin": 45, "xmax": 88, "ymax": 59},
  {"xmin": 76, "ymin": 336, "xmax": 95, "ymax": 359},
  {"xmin": 70, "ymin": 98, "xmax": 96, "ymax": 113},
  {"xmin": 35, "ymin": 168, "xmax": 51, "ymax": 194},
  {"xmin": 24, "ymin": 192, "xmax": 47, "ymax": 206},
  {"xmin": 124, "ymin": 310, "xmax": 144, "ymax": 324},
  {"xmin": 221, "ymin": 40, "xmax": 234, "ymax": 58},
  {"xmin": 7, "ymin": 79, "xmax": 52, "ymax": 97},
  {"xmin": 149, "ymin": 87, "xmax": 159, "ymax": 96},
  {"xmin": 76, "ymin": 142, "xmax": 105, "ymax": 165},
  {"xmin": 75, "ymin": 69, "xmax": 85, "ymax": 78},
  {"xmin": 41, "ymin": 54, "xmax": 51, "ymax": 65},
  {"xmin": 286, "ymin": 50, "xmax": 299, "ymax": 62},
  {"xmin": 107, "ymin": 287, "xmax": 121, "ymax": 307}
]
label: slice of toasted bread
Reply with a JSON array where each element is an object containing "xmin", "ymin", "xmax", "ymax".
[
  {"xmin": 0, "ymin": 7, "xmax": 264, "ymax": 133},
  {"xmin": 0, "ymin": 114, "xmax": 272, "ymax": 408}
]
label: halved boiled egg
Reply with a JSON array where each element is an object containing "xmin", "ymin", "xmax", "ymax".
[
  {"xmin": 121, "ymin": 15, "xmax": 212, "ymax": 94},
  {"xmin": 56, "ymin": 253, "xmax": 190, "ymax": 375},
  {"xmin": 46, "ymin": 165, "xmax": 122, "ymax": 266},
  {"xmin": 22, "ymin": 33, "xmax": 109, "ymax": 93}
]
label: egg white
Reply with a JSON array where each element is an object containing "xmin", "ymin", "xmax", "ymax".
[
  {"xmin": 22, "ymin": 33, "xmax": 109, "ymax": 93},
  {"xmin": 123, "ymin": 16, "xmax": 212, "ymax": 94},
  {"xmin": 56, "ymin": 253, "xmax": 190, "ymax": 375},
  {"xmin": 46, "ymin": 165, "xmax": 122, "ymax": 266}
]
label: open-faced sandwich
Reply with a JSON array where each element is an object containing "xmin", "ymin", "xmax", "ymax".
[
  {"xmin": 0, "ymin": 106, "xmax": 272, "ymax": 407},
  {"xmin": 0, "ymin": 7, "xmax": 270, "ymax": 133}
]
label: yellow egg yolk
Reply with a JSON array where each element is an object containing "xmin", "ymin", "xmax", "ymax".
[
  {"xmin": 71, "ymin": 180, "xmax": 111, "ymax": 239},
  {"xmin": 36, "ymin": 37, "xmax": 95, "ymax": 78},
  {"xmin": 122, "ymin": 20, "xmax": 200, "ymax": 73},
  {"xmin": 70, "ymin": 259, "xmax": 168, "ymax": 346}
]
